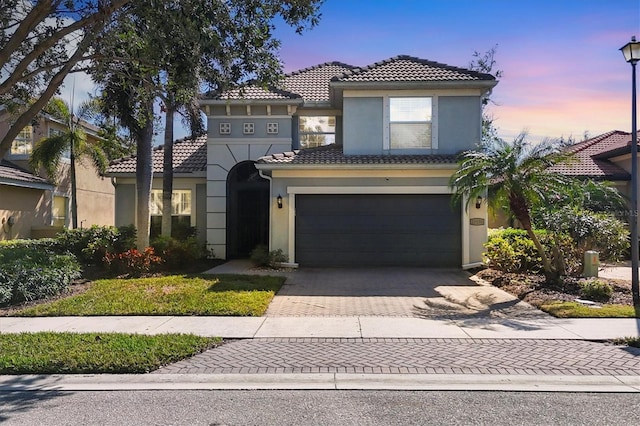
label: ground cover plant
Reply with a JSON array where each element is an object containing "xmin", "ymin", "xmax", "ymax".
[
  {"xmin": 0, "ymin": 332, "xmax": 219, "ymax": 374},
  {"xmin": 9, "ymin": 274, "xmax": 285, "ymax": 317}
]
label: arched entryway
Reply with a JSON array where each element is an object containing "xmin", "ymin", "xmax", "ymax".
[{"xmin": 226, "ymin": 161, "xmax": 269, "ymax": 258}]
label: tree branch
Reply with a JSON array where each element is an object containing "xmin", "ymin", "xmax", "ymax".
[{"xmin": 0, "ymin": 0, "xmax": 53, "ymax": 67}]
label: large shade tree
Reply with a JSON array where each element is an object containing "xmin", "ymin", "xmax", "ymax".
[
  {"xmin": 0, "ymin": 0, "xmax": 130, "ymax": 159},
  {"xmin": 450, "ymin": 133, "xmax": 573, "ymax": 282},
  {"xmin": 91, "ymin": 0, "xmax": 322, "ymax": 249}
]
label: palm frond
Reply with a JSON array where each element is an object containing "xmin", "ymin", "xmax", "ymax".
[{"xmin": 30, "ymin": 135, "xmax": 69, "ymax": 183}]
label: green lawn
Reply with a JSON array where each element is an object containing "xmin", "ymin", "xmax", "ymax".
[
  {"xmin": 14, "ymin": 274, "xmax": 285, "ymax": 316},
  {"xmin": 0, "ymin": 332, "xmax": 219, "ymax": 374},
  {"xmin": 540, "ymin": 301, "xmax": 639, "ymax": 318}
]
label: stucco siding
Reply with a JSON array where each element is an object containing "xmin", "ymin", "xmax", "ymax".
[
  {"xmin": 343, "ymin": 97, "xmax": 384, "ymax": 155},
  {"xmin": 0, "ymin": 185, "xmax": 49, "ymax": 240},
  {"xmin": 438, "ymin": 96, "xmax": 482, "ymax": 154},
  {"xmin": 114, "ymin": 183, "xmax": 136, "ymax": 227},
  {"xmin": 196, "ymin": 184, "xmax": 207, "ymax": 246}
]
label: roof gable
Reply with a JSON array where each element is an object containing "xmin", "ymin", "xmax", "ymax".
[
  {"xmin": 107, "ymin": 135, "xmax": 207, "ymax": 175},
  {"xmin": 332, "ymin": 55, "xmax": 496, "ymax": 83},
  {"xmin": 549, "ymin": 131, "xmax": 632, "ymax": 180}
]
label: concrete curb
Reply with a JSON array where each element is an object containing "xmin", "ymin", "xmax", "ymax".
[{"xmin": 1, "ymin": 373, "xmax": 639, "ymax": 393}]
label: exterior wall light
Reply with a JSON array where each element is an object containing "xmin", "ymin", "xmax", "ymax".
[
  {"xmin": 277, "ymin": 194, "xmax": 283, "ymax": 209},
  {"xmin": 475, "ymin": 195, "xmax": 483, "ymax": 209}
]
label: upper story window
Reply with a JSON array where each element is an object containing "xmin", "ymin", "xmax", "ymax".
[
  {"xmin": 299, "ymin": 116, "xmax": 335, "ymax": 149},
  {"xmin": 49, "ymin": 127, "xmax": 70, "ymax": 159},
  {"xmin": 10, "ymin": 126, "xmax": 33, "ymax": 155},
  {"xmin": 389, "ymin": 97, "xmax": 432, "ymax": 149}
]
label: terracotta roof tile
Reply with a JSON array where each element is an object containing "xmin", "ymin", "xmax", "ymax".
[
  {"xmin": 333, "ymin": 55, "xmax": 496, "ymax": 83},
  {"xmin": 256, "ymin": 144, "xmax": 458, "ymax": 166},
  {"xmin": 210, "ymin": 62, "xmax": 356, "ymax": 102},
  {"xmin": 107, "ymin": 135, "xmax": 207, "ymax": 175},
  {"xmin": 283, "ymin": 62, "xmax": 356, "ymax": 101},
  {"xmin": 0, "ymin": 159, "xmax": 52, "ymax": 187},
  {"xmin": 549, "ymin": 131, "xmax": 632, "ymax": 179}
]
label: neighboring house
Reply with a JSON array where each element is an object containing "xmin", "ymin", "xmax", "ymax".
[
  {"xmin": 550, "ymin": 130, "xmax": 634, "ymax": 192},
  {"xmin": 108, "ymin": 55, "xmax": 497, "ymax": 268},
  {"xmin": 0, "ymin": 111, "xmax": 115, "ymax": 240}
]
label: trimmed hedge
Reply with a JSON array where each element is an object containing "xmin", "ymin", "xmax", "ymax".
[{"xmin": 0, "ymin": 245, "xmax": 81, "ymax": 306}]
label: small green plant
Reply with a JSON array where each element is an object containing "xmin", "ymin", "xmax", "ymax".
[
  {"xmin": 56, "ymin": 225, "xmax": 137, "ymax": 265},
  {"xmin": 250, "ymin": 245, "xmax": 288, "ymax": 268},
  {"xmin": 579, "ymin": 278, "xmax": 613, "ymax": 302},
  {"xmin": 103, "ymin": 247, "xmax": 162, "ymax": 277}
]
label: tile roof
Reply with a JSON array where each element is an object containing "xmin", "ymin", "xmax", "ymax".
[
  {"xmin": 209, "ymin": 62, "xmax": 356, "ymax": 102},
  {"xmin": 284, "ymin": 62, "xmax": 356, "ymax": 101},
  {"xmin": 256, "ymin": 144, "xmax": 458, "ymax": 166},
  {"xmin": 0, "ymin": 159, "xmax": 52, "ymax": 187},
  {"xmin": 548, "ymin": 131, "xmax": 632, "ymax": 179},
  {"xmin": 106, "ymin": 135, "xmax": 207, "ymax": 175},
  {"xmin": 333, "ymin": 55, "xmax": 496, "ymax": 83}
]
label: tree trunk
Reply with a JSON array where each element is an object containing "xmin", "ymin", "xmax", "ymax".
[
  {"xmin": 509, "ymin": 194, "xmax": 558, "ymax": 282},
  {"xmin": 161, "ymin": 102, "xmax": 175, "ymax": 238},
  {"xmin": 135, "ymin": 98, "xmax": 155, "ymax": 250},
  {"xmin": 70, "ymin": 135, "xmax": 78, "ymax": 229}
]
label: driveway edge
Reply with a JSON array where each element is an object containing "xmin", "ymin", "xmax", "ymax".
[{"xmin": 1, "ymin": 373, "xmax": 638, "ymax": 393}]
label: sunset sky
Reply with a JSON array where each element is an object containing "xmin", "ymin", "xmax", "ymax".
[
  {"xmin": 271, "ymin": 0, "xmax": 640, "ymax": 142},
  {"xmin": 63, "ymin": 0, "xmax": 640, "ymax": 144}
]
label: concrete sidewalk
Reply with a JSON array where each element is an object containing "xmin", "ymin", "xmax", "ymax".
[{"xmin": 1, "ymin": 315, "xmax": 638, "ymax": 340}]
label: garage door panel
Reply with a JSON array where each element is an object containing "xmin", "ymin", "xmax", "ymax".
[{"xmin": 295, "ymin": 194, "xmax": 461, "ymax": 267}]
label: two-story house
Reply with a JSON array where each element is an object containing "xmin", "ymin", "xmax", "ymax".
[
  {"xmin": 108, "ymin": 55, "xmax": 496, "ymax": 268},
  {"xmin": 0, "ymin": 110, "xmax": 115, "ymax": 240}
]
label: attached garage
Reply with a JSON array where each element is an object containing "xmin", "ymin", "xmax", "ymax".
[{"xmin": 295, "ymin": 194, "xmax": 461, "ymax": 267}]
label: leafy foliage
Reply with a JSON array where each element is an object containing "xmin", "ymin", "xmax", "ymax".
[
  {"xmin": 579, "ymin": 279, "xmax": 613, "ymax": 302},
  {"xmin": 56, "ymin": 225, "xmax": 137, "ymax": 265},
  {"xmin": 0, "ymin": 245, "xmax": 81, "ymax": 306},
  {"xmin": 103, "ymin": 247, "xmax": 163, "ymax": 277},
  {"xmin": 250, "ymin": 245, "xmax": 288, "ymax": 268},
  {"xmin": 151, "ymin": 235, "xmax": 209, "ymax": 269}
]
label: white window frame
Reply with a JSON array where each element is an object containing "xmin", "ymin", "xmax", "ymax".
[
  {"xmin": 298, "ymin": 116, "xmax": 336, "ymax": 149},
  {"xmin": 389, "ymin": 97, "xmax": 433, "ymax": 149},
  {"xmin": 150, "ymin": 189, "xmax": 192, "ymax": 216},
  {"xmin": 10, "ymin": 125, "xmax": 33, "ymax": 155}
]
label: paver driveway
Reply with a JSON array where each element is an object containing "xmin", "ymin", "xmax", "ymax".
[{"xmin": 265, "ymin": 267, "xmax": 546, "ymax": 318}]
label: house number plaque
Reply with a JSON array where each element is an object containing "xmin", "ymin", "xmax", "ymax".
[{"xmin": 469, "ymin": 218, "xmax": 485, "ymax": 226}]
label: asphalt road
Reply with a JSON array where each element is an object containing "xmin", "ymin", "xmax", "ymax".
[{"xmin": 1, "ymin": 390, "xmax": 638, "ymax": 425}]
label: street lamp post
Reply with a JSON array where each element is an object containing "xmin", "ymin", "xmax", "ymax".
[{"xmin": 621, "ymin": 36, "xmax": 640, "ymax": 307}]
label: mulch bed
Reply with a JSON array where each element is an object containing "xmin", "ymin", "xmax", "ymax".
[{"xmin": 475, "ymin": 268, "xmax": 634, "ymax": 307}]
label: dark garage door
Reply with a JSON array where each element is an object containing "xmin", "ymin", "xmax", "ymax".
[{"xmin": 295, "ymin": 194, "xmax": 461, "ymax": 267}]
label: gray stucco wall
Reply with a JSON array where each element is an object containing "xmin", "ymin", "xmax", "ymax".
[
  {"xmin": 438, "ymin": 96, "xmax": 482, "ymax": 154},
  {"xmin": 115, "ymin": 184, "xmax": 135, "ymax": 227},
  {"xmin": 208, "ymin": 117, "xmax": 292, "ymax": 139},
  {"xmin": 343, "ymin": 97, "xmax": 383, "ymax": 155}
]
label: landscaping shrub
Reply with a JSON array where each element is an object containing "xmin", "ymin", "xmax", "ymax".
[
  {"xmin": 484, "ymin": 229, "xmax": 544, "ymax": 273},
  {"xmin": 56, "ymin": 225, "xmax": 137, "ymax": 265},
  {"xmin": 103, "ymin": 247, "xmax": 162, "ymax": 277},
  {"xmin": 151, "ymin": 235, "xmax": 208, "ymax": 269},
  {"xmin": 0, "ymin": 245, "xmax": 81, "ymax": 306},
  {"xmin": 579, "ymin": 278, "xmax": 613, "ymax": 302},
  {"xmin": 536, "ymin": 207, "xmax": 629, "ymax": 263},
  {"xmin": 250, "ymin": 245, "xmax": 287, "ymax": 268}
]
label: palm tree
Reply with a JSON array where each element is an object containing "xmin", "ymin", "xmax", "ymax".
[
  {"xmin": 449, "ymin": 132, "xmax": 573, "ymax": 282},
  {"xmin": 30, "ymin": 100, "xmax": 108, "ymax": 229}
]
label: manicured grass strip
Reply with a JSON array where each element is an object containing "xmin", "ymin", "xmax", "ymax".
[
  {"xmin": 15, "ymin": 274, "xmax": 285, "ymax": 317},
  {"xmin": 0, "ymin": 332, "xmax": 219, "ymax": 374},
  {"xmin": 540, "ymin": 301, "xmax": 638, "ymax": 318}
]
